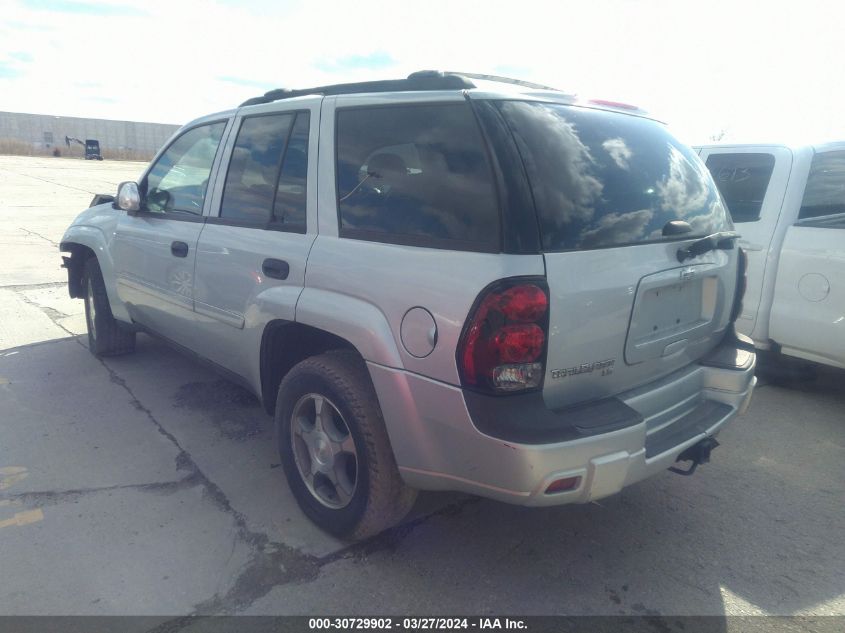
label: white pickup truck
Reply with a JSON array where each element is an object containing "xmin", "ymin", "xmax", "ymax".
[{"xmin": 696, "ymin": 142, "xmax": 845, "ymax": 370}]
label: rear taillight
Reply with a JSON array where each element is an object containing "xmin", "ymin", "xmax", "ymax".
[
  {"xmin": 730, "ymin": 248, "xmax": 748, "ymax": 323},
  {"xmin": 457, "ymin": 279, "xmax": 550, "ymax": 393}
]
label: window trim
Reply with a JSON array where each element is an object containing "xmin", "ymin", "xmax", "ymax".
[
  {"xmin": 138, "ymin": 118, "xmax": 230, "ymax": 221},
  {"xmin": 333, "ymin": 101, "xmax": 503, "ymax": 254},
  {"xmin": 204, "ymin": 215, "xmax": 306, "ymax": 234},
  {"xmin": 214, "ymin": 108, "xmax": 313, "ymax": 235}
]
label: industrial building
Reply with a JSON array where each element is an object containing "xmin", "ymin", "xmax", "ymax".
[{"xmin": 0, "ymin": 110, "xmax": 180, "ymax": 160}]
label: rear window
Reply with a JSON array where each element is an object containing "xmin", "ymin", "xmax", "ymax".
[
  {"xmin": 335, "ymin": 103, "xmax": 500, "ymax": 251},
  {"xmin": 496, "ymin": 101, "xmax": 732, "ymax": 251},
  {"xmin": 799, "ymin": 151, "xmax": 845, "ymax": 220},
  {"xmin": 705, "ymin": 152, "xmax": 775, "ymax": 222}
]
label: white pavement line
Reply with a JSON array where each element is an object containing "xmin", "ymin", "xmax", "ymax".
[{"xmin": 0, "ymin": 509, "xmax": 44, "ymax": 529}]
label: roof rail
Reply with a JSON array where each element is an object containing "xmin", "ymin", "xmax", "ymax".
[
  {"xmin": 239, "ymin": 71, "xmax": 475, "ymax": 107},
  {"xmin": 441, "ymin": 71, "xmax": 560, "ymax": 92}
]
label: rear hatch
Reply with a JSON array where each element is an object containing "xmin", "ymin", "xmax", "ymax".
[{"xmin": 495, "ymin": 101, "xmax": 738, "ymax": 409}]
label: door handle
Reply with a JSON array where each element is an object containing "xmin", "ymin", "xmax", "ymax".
[
  {"xmin": 262, "ymin": 258, "xmax": 290, "ymax": 280},
  {"xmin": 171, "ymin": 241, "xmax": 189, "ymax": 258}
]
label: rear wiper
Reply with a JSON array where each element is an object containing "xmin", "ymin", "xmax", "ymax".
[{"xmin": 676, "ymin": 231, "xmax": 740, "ymax": 263}]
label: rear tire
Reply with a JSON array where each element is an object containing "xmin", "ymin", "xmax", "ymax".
[
  {"xmin": 82, "ymin": 257, "xmax": 136, "ymax": 357},
  {"xmin": 276, "ymin": 350, "xmax": 417, "ymax": 540}
]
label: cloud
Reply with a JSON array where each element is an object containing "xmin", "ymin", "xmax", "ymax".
[
  {"xmin": 602, "ymin": 137, "xmax": 632, "ymax": 170},
  {"xmin": 315, "ymin": 51, "xmax": 395, "ymax": 73},
  {"xmin": 9, "ymin": 51, "xmax": 33, "ymax": 63},
  {"xmin": 20, "ymin": 0, "xmax": 148, "ymax": 16},
  {"xmin": 0, "ymin": 0, "xmax": 844, "ymax": 143},
  {"xmin": 656, "ymin": 144, "xmax": 711, "ymax": 218},
  {"xmin": 500, "ymin": 101, "xmax": 603, "ymax": 228},
  {"xmin": 217, "ymin": 76, "xmax": 277, "ymax": 90},
  {"xmin": 578, "ymin": 209, "xmax": 654, "ymax": 248},
  {"xmin": 0, "ymin": 63, "xmax": 23, "ymax": 79}
]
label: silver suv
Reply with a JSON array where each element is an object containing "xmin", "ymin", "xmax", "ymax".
[{"xmin": 60, "ymin": 71, "xmax": 756, "ymax": 539}]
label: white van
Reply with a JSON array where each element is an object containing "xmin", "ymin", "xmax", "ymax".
[{"xmin": 696, "ymin": 142, "xmax": 845, "ymax": 369}]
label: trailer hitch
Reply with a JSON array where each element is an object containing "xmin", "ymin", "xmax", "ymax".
[{"xmin": 668, "ymin": 437, "xmax": 720, "ymax": 476}]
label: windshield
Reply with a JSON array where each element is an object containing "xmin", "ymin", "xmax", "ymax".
[{"xmin": 496, "ymin": 101, "xmax": 732, "ymax": 251}]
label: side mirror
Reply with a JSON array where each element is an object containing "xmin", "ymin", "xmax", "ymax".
[{"xmin": 116, "ymin": 181, "xmax": 141, "ymax": 213}]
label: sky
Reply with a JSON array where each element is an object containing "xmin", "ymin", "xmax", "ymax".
[{"xmin": 1, "ymin": 0, "xmax": 844, "ymax": 145}]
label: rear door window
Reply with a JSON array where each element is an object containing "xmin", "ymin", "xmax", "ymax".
[
  {"xmin": 799, "ymin": 151, "xmax": 845, "ymax": 221},
  {"xmin": 705, "ymin": 153, "xmax": 776, "ymax": 222},
  {"xmin": 496, "ymin": 101, "xmax": 732, "ymax": 251},
  {"xmin": 220, "ymin": 113, "xmax": 295, "ymax": 225},
  {"xmin": 335, "ymin": 103, "xmax": 500, "ymax": 251}
]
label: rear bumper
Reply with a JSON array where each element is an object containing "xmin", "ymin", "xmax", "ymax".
[{"xmin": 369, "ymin": 344, "xmax": 755, "ymax": 506}]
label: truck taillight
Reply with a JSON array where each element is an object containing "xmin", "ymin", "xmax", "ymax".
[
  {"xmin": 730, "ymin": 248, "xmax": 748, "ymax": 323},
  {"xmin": 457, "ymin": 279, "xmax": 550, "ymax": 393}
]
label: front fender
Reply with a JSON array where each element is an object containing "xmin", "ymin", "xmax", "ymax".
[
  {"xmin": 294, "ymin": 287, "xmax": 403, "ymax": 369},
  {"xmin": 60, "ymin": 218, "xmax": 130, "ymax": 323}
]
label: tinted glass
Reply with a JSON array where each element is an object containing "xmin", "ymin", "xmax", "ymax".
[
  {"xmin": 273, "ymin": 112, "xmax": 309, "ymax": 230},
  {"xmin": 497, "ymin": 101, "xmax": 732, "ymax": 250},
  {"xmin": 705, "ymin": 153, "xmax": 775, "ymax": 222},
  {"xmin": 221, "ymin": 114, "xmax": 294, "ymax": 224},
  {"xmin": 145, "ymin": 122, "xmax": 226, "ymax": 215},
  {"xmin": 336, "ymin": 103, "xmax": 499, "ymax": 250},
  {"xmin": 799, "ymin": 151, "xmax": 845, "ymax": 220}
]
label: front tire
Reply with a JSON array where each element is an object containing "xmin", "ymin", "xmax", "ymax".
[
  {"xmin": 82, "ymin": 257, "xmax": 136, "ymax": 357},
  {"xmin": 276, "ymin": 350, "xmax": 417, "ymax": 540}
]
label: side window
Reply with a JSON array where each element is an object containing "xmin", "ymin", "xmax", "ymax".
[
  {"xmin": 220, "ymin": 114, "xmax": 294, "ymax": 225},
  {"xmin": 273, "ymin": 112, "xmax": 309, "ymax": 231},
  {"xmin": 799, "ymin": 151, "xmax": 845, "ymax": 221},
  {"xmin": 705, "ymin": 153, "xmax": 776, "ymax": 223},
  {"xmin": 336, "ymin": 103, "xmax": 500, "ymax": 251},
  {"xmin": 145, "ymin": 122, "xmax": 226, "ymax": 215}
]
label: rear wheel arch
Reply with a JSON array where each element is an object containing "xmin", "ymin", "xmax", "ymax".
[{"xmin": 259, "ymin": 321, "xmax": 357, "ymax": 415}]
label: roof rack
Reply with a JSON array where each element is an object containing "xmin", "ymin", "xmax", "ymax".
[
  {"xmin": 238, "ymin": 70, "xmax": 562, "ymax": 107},
  {"xmin": 441, "ymin": 71, "xmax": 560, "ymax": 92},
  {"xmin": 239, "ymin": 71, "xmax": 475, "ymax": 107}
]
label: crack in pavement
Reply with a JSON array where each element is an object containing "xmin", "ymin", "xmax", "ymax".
[
  {"xmin": 99, "ymin": 359, "xmax": 323, "ymax": 616},
  {"xmin": 3, "ymin": 476, "xmax": 204, "ymax": 508},
  {"xmin": 12, "ymin": 292, "xmax": 481, "ymax": 620},
  {"xmin": 147, "ymin": 495, "xmax": 481, "ymax": 631},
  {"xmin": 13, "ymin": 289, "xmax": 71, "ymax": 324},
  {"xmin": 17, "ymin": 226, "xmax": 59, "ymax": 247},
  {"xmin": 1, "ymin": 281, "xmax": 67, "ymax": 291}
]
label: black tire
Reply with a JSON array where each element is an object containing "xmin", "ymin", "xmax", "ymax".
[
  {"xmin": 276, "ymin": 350, "xmax": 417, "ymax": 540},
  {"xmin": 82, "ymin": 257, "xmax": 136, "ymax": 357}
]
